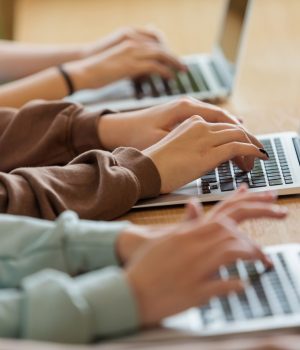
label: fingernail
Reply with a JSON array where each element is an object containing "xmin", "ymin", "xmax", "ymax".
[{"xmin": 259, "ymin": 148, "xmax": 269, "ymax": 159}]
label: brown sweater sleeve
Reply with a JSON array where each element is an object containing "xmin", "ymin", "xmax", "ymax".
[
  {"xmin": 0, "ymin": 100, "xmax": 109, "ymax": 172},
  {"xmin": 0, "ymin": 147, "xmax": 161, "ymax": 220}
]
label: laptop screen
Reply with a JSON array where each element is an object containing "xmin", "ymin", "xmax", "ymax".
[{"xmin": 217, "ymin": 0, "xmax": 249, "ymax": 70}]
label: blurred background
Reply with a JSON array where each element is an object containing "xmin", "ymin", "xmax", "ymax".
[
  {"xmin": 0, "ymin": 0, "xmax": 299, "ymax": 114},
  {"xmin": 0, "ymin": 0, "xmax": 225, "ymax": 54}
]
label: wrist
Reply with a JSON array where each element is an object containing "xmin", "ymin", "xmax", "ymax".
[
  {"xmin": 63, "ymin": 60, "xmax": 90, "ymax": 91},
  {"xmin": 98, "ymin": 113, "xmax": 127, "ymax": 150},
  {"xmin": 116, "ymin": 225, "xmax": 148, "ymax": 264},
  {"xmin": 143, "ymin": 147, "xmax": 166, "ymax": 193}
]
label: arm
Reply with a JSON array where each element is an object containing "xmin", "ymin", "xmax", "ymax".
[
  {"xmin": 0, "ymin": 37, "xmax": 184, "ymax": 108},
  {"xmin": 0, "ymin": 40, "xmax": 84, "ymax": 80},
  {"xmin": 0, "ymin": 100, "xmax": 105, "ymax": 172},
  {"xmin": 0, "ymin": 268, "xmax": 139, "ymax": 343},
  {"xmin": 0, "ymin": 147, "xmax": 161, "ymax": 220},
  {"xmin": 0, "ymin": 27, "xmax": 166, "ymax": 81},
  {"xmin": 0, "ymin": 210, "xmax": 131, "ymax": 288},
  {"xmin": 0, "ymin": 190, "xmax": 286, "ymax": 344},
  {"xmin": 0, "ymin": 210, "xmax": 138, "ymax": 343}
]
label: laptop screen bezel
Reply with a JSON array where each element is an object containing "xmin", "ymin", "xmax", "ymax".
[{"xmin": 212, "ymin": 0, "xmax": 254, "ymax": 91}]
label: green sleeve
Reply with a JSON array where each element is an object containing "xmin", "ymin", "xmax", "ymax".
[
  {"xmin": 0, "ymin": 267, "xmax": 139, "ymax": 343},
  {"xmin": 0, "ymin": 211, "xmax": 130, "ymax": 288}
]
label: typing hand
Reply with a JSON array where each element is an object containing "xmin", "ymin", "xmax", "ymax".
[
  {"xmin": 64, "ymin": 37, "xmax": 185, "ymax": 91},
  {"xmin": 98, "ymin": 98, "xmax": 260, "ymax": 170},
  {"xmin": 81, "ymin": 26, "xmax": 168, "ymax": 57},
  {"xmin": 117, "ymin": 187, "xmax": 287, "ymax": 266},
  {"xmin": 124, "ymin": 192, "xmax": 287, "ymax": 327}
]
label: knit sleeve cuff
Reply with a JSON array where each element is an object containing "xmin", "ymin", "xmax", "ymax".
[
  {"xmin": 72, "ymin": 108, "xmax": 115, "ymax": 154},
  {"xmin": 57, "ymin": 211, "xmax": 130, "ymax": 274},
  {"xmin": 113, "ymin": 147, "xmax": 161, "ymax": 199}
]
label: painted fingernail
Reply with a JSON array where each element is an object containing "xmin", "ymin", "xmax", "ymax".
[{"xmin": 259, "ymin": 148, "xmax": 269, "ymax": 159}]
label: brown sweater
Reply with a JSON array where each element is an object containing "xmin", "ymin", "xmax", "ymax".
[{"xmin": 0, "ymin": 100, "xmax": 161, "ymax": 220}]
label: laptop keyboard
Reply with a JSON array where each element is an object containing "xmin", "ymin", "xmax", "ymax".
[
  {"xmin": 200, "ymin": 252, "xmax": 300, "ymax": 327},
  {"xmin": 132, "ymin": 63, "xmax": 211, "ymax": 99},
  {"xmin": 201, "ymin": 137, "xmax": 294, "ymax": 194}
]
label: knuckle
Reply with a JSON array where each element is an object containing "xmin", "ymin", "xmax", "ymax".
[
  {"xmin": 177, "ymin": 97, "xmax": 193, "ymax": 108},
  {"xmin": 212, "ymin": 220, "xmax": 229, "ymax": 233},
  {"xmin": 123, "ymin": 40, "xmax": 138, "ymax": 51}
]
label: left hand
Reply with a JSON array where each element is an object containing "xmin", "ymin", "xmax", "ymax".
[{"xmin": 98, "ymin": 97, "xmax": 248, "ymax": 151}]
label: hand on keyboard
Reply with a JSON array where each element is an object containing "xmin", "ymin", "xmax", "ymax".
[
  {"xmin": 124, "ymin": 187, "xmax": 287, "ymax": 326},
  {"xmin": 142, "ymin": 108, "xmax": 269, "ymax": 193},
  {"xmin": 98, "ymin": 97, "xmax": 252, "ymax": 151}
]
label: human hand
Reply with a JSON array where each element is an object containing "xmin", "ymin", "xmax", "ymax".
[
  {"xmin": 124, "ymin": 204, "xmax": 286, "ymax": 327},
  {"xmin": 81, "ymin": 26, "xmax": 168, "ymax": 57},
  {"xmin": 65, "ymin": 37, "xmax": 185, "ymax": 91},
  {"xmin": 117, "ymin": 187, "xmax": 287, "ymax": 265},
  {"xmin": 142, "ymin": 111, "xmax": 268, "ymax": 193},
  {"xmin": 98, "ymin": 98, "xmax": 248, "ymax": 151}
]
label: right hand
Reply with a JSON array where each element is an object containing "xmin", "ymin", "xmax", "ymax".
[
  {"xmin": 81, "ymin": 26, "xmax": 168, "ymax": 57},
  {"xmin": 125, "ymin": 202, "xmax": 277, "ymax": 327},
  {"xmin": 117, "ymin": 186, "xmax": 287, "ymax": 264},
  {"xmin": 65, "ymin": 39, "xmax": 185, "ymax": 91},
  {"xmin": 143, "ymin": 115, "xmax": 269, "ymax": 193}
]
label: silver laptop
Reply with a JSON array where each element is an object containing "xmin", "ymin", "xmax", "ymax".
[
  {"xmin": 68, "ymin": 0, "xmax": 253, "ymax": 111},
  {"xmin": 164, "ymin": 244, "xmax": 300, "ymax": 337},
  {"xmin": 134, "ymin": 131, "xmax": 300, "ymax": 208}
]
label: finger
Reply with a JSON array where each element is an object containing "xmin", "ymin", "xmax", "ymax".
[
  {"xmin": 139, "ymin": 60, "xmax": 175, "ymax": 79},
  {"xmin": 212, "ymin": 128, "xmax": 257, "ymax": 148},
  {"xmin": 175, "ymin": 98, "xmax": 243, "ymax": 125},
  {"xmin": 213, "ymin": 236, "xmax": 269, "ymax": 272},
  {"xmin": 224, "ymin": 203, "xmax": 288, "ymax": 224},
  {"xmin": 183, "ymin": 199, "xmax": 204, "ymax": 221},
  {"xmin": 213, "ymin": 142, "xmax": 268, "ymax": 171},
  {"xmin": 211, "ymin": 124, "xmax": 263, "ymax": 171},
  {"xmin": 211, "ymin": 123, "xmax": 264, "ymax": 149},
  {"xmin": 209, "ymin": 187, "xmax": 278, "ymax": 217},
  {"xmin": 138, "ymin": 26, "xmax": 167, "ymax": 44},
  {"xmin": 194, "ymin": 279, "xmax": 244, "ymax": 304},
  {"xmin": 140, "ymin": 45, "xmax": 186, "ymax": 71}
]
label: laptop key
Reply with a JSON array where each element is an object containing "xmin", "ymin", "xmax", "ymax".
[
  {"xmin": 133, "ymin": 79, "xmax": 144, "ymax": 99},
  {"xmin": 186, "ymin": 69, "xmax": 200, "ymax": 92},
  {"xmin": 220, "ymin": 181, "xmax": 235, "ymax": 192},
  {"xmin": 148, "ymin": 77, "xmax": 160, "ymax": 97},
  {"xmin": 188, "ymin": 63, "xmax": 209, "ymax": 91},
  {"xmin": 162, "ymin": 78, "xmax": 172, "ymax": 96},
  {"xmin": 268, "ymin": 179, "xmax": 283, "ymax": 186}
]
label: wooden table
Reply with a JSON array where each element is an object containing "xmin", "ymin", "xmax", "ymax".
[{"xmin": 3, "ymin": 0, "xmax": 300, "ymax": 349}]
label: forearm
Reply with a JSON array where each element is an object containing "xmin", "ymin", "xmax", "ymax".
[
  {"xmin": 0, "ymin": 211, "xmax": 130, "ymax": 288},
  {"xmin": 0, "ymin": 40, "xmax": 84, "ymax": 81},
  {"xmin": 0, "ymin": 268, "xmax": 139, "ymax": 343},
  {"xmin": 0, "ymin": 100, "xmax": 104, "ymax": 171},
  {"xmin": 0, "ymin": 67, "xmax": 69, "ymax": 108},
  {"xmin": 0, "ymin": 148, "xmax": 161, "ymax": 220}
]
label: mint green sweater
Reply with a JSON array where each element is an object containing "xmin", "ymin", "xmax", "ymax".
[{"xmin": 0, "ymin": 211, "xmax": 139, "ymax": 343}]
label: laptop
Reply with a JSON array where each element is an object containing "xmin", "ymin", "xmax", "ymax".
[
  {"xmin": 134, "ymin": 132, "xmax": 300, "ymax": 208},
  {"xmin": 68, "ymin": 0, "xmax": 253, "ymax": 111},
  {"xmin": 163, "ymin": 244, "xmax": 300, "ymax": 337}
]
